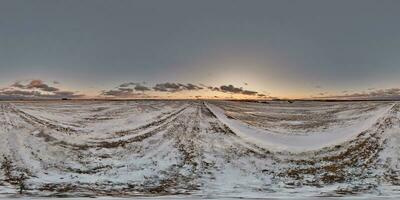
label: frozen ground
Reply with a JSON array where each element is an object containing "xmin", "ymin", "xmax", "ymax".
[{"xmin": 0, "ymin": 100, "xmax": 399, "ymax": 199}]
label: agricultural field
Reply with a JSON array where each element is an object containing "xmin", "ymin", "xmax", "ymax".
[{"xmin": 0, "ymin": 100, "xmax": 399, "ymax": 198}]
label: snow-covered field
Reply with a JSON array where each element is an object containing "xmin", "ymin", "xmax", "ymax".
[{"xmin": 0, "ymin": 100, "xmax": 399, "ymax": 199}]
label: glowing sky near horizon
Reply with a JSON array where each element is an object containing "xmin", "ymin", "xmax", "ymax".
[{"xmin": 1, "ymin": 0, "xmax": 400, "ymax": 99}]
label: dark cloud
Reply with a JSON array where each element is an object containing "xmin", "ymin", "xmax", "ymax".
[
  {"xmin": 257, "ymin": 93, "xmax": 274, "ymax": 99},
  {"xmin": 101, "ymin": 82, "xmax": 150, "ymax": 97},
  {"xmin": 213, "ymin": 84, "xmax": 259, "ymax": 96},
  {"xmin": 12, "ymin": 80, "xmax": 60, "ymax": 92},
  {"xmin": 102, "ymin": 82, "xmax": 202, "ymax": 97},
  {"xmin": 26, "ymin": 80, "xmax": 60, "ymax": 92},
  {"xmin": 49, "ymin": 91, "xmax": 83, "ymax": 99},
  {"xmin": 153, "ymin": 83, "xmax": 179, "ymax": 92},
  {"xmin": 0, "ymin": 90, "xmax": 41, "ymax": 97},
  {"xmin": 153, "ymin": 82, "xmax": 202, "ymax": 92},
  {"xmin": 319, "ymin": 88, "xmax": 400, "ymax": 100},
  {"xmin": 0, "ymin": 80, "xmax": 83, "ymax": 99},
  {"xmin": 208, "ymin": 86, "xmax": 220, "ymax": 91},
  {"xmin": 100, "ymin": 90, "xmax": 153, "ymax": 98},
  {"xmin": 101, "ymin": 89, "xmax": 137, "ymax": 97},
  {"xmin": 220, "ymin": 85, "xmax": 243, "ymax": 93},
  {"xmin": 118, "ymin": 82, "xmax": 150, "ymax": 92},
  {"xmin": 119, "ymin": 82, "xmax": 136, "ymax": 88},
  {"xmin": 119, "ymin": 88, "xmax": 134, "ymax": 92},
  {"xmin": 11, "ymin": 82, "xmax": 25, "ymax": 89},
  {"xmin": 101, "ymin": 85, "xmax": 147, "ymax": 97},
  {"xmin": 182, "ymin": 83, "xmax": 202, "ymax": 91},
  {"xmin": 134, "ymin": 84, "xmax": 150, "ymax": 92},
  {"xmin": 241, "ymin": 90, "xmax": 258, "ymax": 96}
]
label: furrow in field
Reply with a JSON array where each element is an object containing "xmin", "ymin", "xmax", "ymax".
[
  {"xmin": 264, "ymin": 103, "xmax": 400, "ymax": 194},
  {"xmin": 0, "ymin": 104, "xmax": 19, "ymax": 132},
  {"xmin": 105, "ymin": 104, "xmax": 190, "ymax": 139},
  {"xmin": 8, "ymin": 105, "xmax": 77, "ymax": 134},
  {"xmin": 46, "ymin": 104, "xmax": 190, "ymax": 151},
  {"xmin": 206, "ymin": 102, "xmax": 396, "ymax": 151}
]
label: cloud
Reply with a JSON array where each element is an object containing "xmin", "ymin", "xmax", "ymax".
[
  {"xmin": 101, "ymin": 88, "xmax": 137, "ymax": 97},
  {"xmin": 153, "ymin": 83, "xmax": 179, "ymax": 92},
  {"xmin": 101, "ymin": 87, "xmax": 140, "ymax": 97},
  {"xmin": 0, "ymin": 90, "xmax": 41, "ymax": 97},
  {"xmin": 153, "ymin": 82, "xmax": 202, "ymax": 92},
  {"xmin": 11, "ymin": 82, "xmax": 25, "ymax": 89},
  {"xmin": 220, "ymin": 85, "xmax": 243, "ymax": 93},
  {"xmin": 208, "ymin": 86, "xmax": 220, "ymax": 91},
  {"xmin": 119, "ymin": 82, "xmax": 136, "ymax": 88},
  {"xmin": 11, "ymin": 80, "xmax": 59, "ymax": 92},
  {"xmin": 182, "ymin": 83, "xmax": 202, "ymax": 90},
  {"xmin": 0, "ymin": 80, "xmax": 83, "ymax": 99},
  {"xmin": 211, "ymin": 84, "xmax": 259, "ymax": 96},
  {"xmin": 101, "ymin": 82, "xmax": 202, "ymax": 97},
  {"xmin": 241, "ymin": 90, "xmax": 258, "ymax": 96},
  {"xmin": 101, "ymin": 82, "xmax": 152, "ymax": 97},
  {"xmin": 118, "ymin": 82, "xmax": 150, "ymax": 91},
  {"xmin": 26, "ymin": 80, "xmax": 60, "ymax": 92},
  {"xmin": 318, "ymin": 88, "xmax": 400, "ymax": 100},
  {"xmin": 118, "ymin": 82, "xmax": 150, "ymax": 92},
  {"xmin": 134, "ymin": 84, "xmax": 150, "ymax": 92}
]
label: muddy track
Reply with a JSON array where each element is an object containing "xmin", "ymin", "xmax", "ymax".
[
  {"xmin": 152, "ymin": 105, "xmax": 205, "ymax": 193},
  {"xmin": 0, "ymin": 104, "xmax": 18, "ymax": 131},
  {"xmin": 86, "ymin": 105, "xmax": 191, "ymax": 149},
  {"xmin": 41, "ymin": 104, "xmax": 190, "ymax": 151},
  {"xmin": 111, "ymin": 105, "xmax": 190, "ymax": 138}
]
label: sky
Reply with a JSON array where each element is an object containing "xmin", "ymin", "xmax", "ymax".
[{"xmin": 1, "ymin": 0, "xmax": 400, "ymax": 100}]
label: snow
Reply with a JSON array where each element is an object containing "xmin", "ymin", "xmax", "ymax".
[
  {"xmin": 0, "ymin": 100, "xmax": 399, "ymax": 198},
  {"xmin": 206, "ymin": 102, "xmax": 394, "ymax": 152}
]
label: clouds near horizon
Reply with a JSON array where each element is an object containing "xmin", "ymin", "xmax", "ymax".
[
  {"xmin": 3, "ymin": 79, "xmax": 399, "ymax": 100},
  {"xmin": 101, "ymin": 82, "xmax": 151, "ymax": 98},
  {"xmin": 0, "ymin": 80, "xmax": 83, "ymax": 99},
  {"xmin": 208, "ymin": 84, "xmax": 258, "ymax": 96},
  {"xmin": 100, "ymin": 82, "xmax": 262, "ymax": 98},
  {"xmin": 317, "ymin": 88, "xmax": 400, "ymax": 100},
  {"xmin": 153, "ymin": 83, "xmax": 203, "ymax": 92}
]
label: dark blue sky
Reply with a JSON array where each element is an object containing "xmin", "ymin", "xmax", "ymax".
[{"xmin": 1, "ymin": 0, "xmax": 400, "ymax": 98}]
